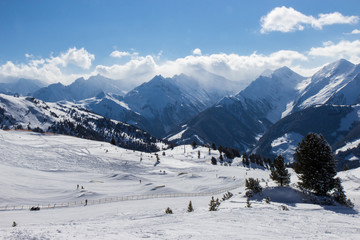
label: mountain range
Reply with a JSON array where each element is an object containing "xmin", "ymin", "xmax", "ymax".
[{"xmin": 1, "ymin": 59, "xmax": 359, "ymax": 169}]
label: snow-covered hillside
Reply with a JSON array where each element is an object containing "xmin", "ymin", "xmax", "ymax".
[
  {"xmin": 0, "ymin": 130, "xmax": 359, "ymax": 239},
  {"xmin": 0, "ymin": 94, "xmax": 160, "ymax": 152}
]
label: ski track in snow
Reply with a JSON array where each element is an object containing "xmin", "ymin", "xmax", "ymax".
[{"xmin": 0, "ymin": 130, "xmax": 360, "ymax": 239}]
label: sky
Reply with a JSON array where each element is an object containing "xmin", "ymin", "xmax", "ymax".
[{"xmin": 0, "ymin": 0, "xmax": 360, "ymax": 88}]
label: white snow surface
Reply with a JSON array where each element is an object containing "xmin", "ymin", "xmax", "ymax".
[
  {"xmin": 336, "ymin": 138, "xmax": 360, "ymax": 154},
  {"xmin": 0, "ymin": 130, "xmax": 360, "ymax": 239}
]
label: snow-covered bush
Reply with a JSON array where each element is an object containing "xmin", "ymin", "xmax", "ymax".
[
  {"xmin": 209, "ymin": 196, "xmax": 220, "ymax": 211},
  {"xmin": 165, "ymin": 207, "xmax": 173, "ymax": 214}
]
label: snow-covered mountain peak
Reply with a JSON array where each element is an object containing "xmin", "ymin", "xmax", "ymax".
[{"xmin": 312, "ymin": 59, "xmax": 355, "ymax": 82}]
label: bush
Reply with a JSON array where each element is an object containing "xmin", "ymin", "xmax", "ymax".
[
  {"xmin": 209, "ymin": 196, "xmax": 220, "ymax": 211},
  {"xmin": 30, "ymin": 206, "xmax": 40, "ymax": 211},
  {"xmin": 222, "ymin": 191, "xmax": 233, "ymax": 201},
  {"xmin": 281, "ymin": 205, "xmax": 289, "ymax": 211},
  {"xmin": 245, "ymin": 178, "xmax": 262, "ymax": 194},
  {"xmin": 165, "ymin": 207, "xmax": 173, "ymax": 214}
]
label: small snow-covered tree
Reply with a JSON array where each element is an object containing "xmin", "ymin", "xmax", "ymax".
[
  {"xmin": 294, "ymin": 133, "xmax": 337, "ymax": 196},
  {"xmin": 209, "ymin": 196, "xmax": 220, "ymax": 211},
  {"xmin": 187, "ymin": 201, "xmax": 194, "ymax": 212},
  {"xmin": 165, "ymin": 207, "xmax": 173, "ymax": 214},
  {"xmin": 270, "ymin": 155, "xmax": 290, "ymax": 186},
  {"xmin": 245, "ymin": 178, "xmax": 262, "ymax": 194}
]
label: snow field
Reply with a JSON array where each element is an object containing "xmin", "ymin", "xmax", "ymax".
[{"xmin": 0, "ymin": 130, "xmax": 360, "ymax": 239}]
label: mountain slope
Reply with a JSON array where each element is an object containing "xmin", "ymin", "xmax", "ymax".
[
  {"xmin": 0, "ymin": 78, "xmax": 45, "ymax": 96},
  {"xmin": 290, "ymin": 59, "xmax": 360, "ymax": 114},
  {"xmin": 0, "ymin": 94, "xmax": 159, "ymax": 152},
  {"xmin": 82, "ymin": 74, "xmax": 239, "ymax": 138},
  {"xmin": 253, "ymin": 104, "xmax": 360, "ymax": 169},
  {"xmin": 167, "ymin": 66, "xmax": 305, "ymax": 151}
]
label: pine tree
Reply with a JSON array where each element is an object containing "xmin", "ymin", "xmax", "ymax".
[
  {"xmin": 294, "ymin": 133, "xmax": 337, "ymax": 196},
  {"xmin": 211, "ymin": 143, "xmax": 217, "ymax": 150},
  {"xmin": 211, "ymin": 157, "xmax": 217, "ymax": 165},
  {"xmin": 270, "ymin": 155, "xmax": 290, "ymax": 186},
  {"xmin": 187, "ymin": 201, "xmax": 194, "ymax": 212}
]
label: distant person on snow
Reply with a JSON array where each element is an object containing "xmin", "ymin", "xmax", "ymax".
[{"xmin": 85, "ymin": 199, "xmax": 88, "ymax": 206}]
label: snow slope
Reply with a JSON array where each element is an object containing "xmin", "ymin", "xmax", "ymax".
[{"xmin": 0, "ymin": 130, "xmax": 359, "ymax": 239}]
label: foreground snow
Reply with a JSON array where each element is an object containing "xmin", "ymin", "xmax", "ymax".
[{"xmin": 0, "ymin": 130, "xmax": 359, "ymax": 239}]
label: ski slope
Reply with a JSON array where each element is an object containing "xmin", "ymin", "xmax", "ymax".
[{"xmin": 0, "ymin": 130, "xmax": 359, "ymax": 239}]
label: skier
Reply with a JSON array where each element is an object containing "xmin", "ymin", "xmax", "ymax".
[
  {"xmin": 139, "ymin": 179, "xmax": 142, "ymax": 184},
  {"xmin": 85, "ymin": 199, "xmax": 88, "ymax": 206},
  {"xmin": 77, "ymin": 184, "xmax": 79, "ymax": 189}
]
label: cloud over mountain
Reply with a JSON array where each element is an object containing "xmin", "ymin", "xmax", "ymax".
[{"xmin": 260, "ymin": 6, "xmax": 359, "ymax": 33}]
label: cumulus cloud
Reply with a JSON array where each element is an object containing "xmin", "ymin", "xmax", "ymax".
[
  {"xmin": 260, "ymin": 6, "xmax": 359, "ymax": 33},
  {"xmin": 308, "ymin": 40, "xmax": 360, "ymax": 62},
  {"xmin": 92, "ymin": 49, "xmax": 308, "ymax": 90},
  {"xmin": 0, "ymin": 47, "xmax": 95, "ymax": 84},
  {"xmin": 192, "ymin": 48, "xmax": 202, "ymax": 56},
  {"xmin": 351, "ymin": 29, "xmax": 360, "ymax": 34},
  {"xmin": 49, "ymin": 47, "xmax": 95, "ymax": 69},
  {"xmin": 95, "ymin": 55, "xmax": 157, "ymax": 88},
  {"xmin": 1, "ymin": 42, "xmax": 357, "ymax": 89}
]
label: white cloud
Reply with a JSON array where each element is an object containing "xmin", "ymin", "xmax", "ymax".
[
  {"xmin": 49, "ymin": 47, "xmax": 95, "ymax": 69},
  {"xmin": 0, "ymin": 47, "xmax": 95, "ymax": 84},
  {"xmin": 2, "ymin": 42, "xmax": 358, "ymax": 89},
  {"xmin": 260, "ymin": 6, "xmax": 359, "ymax": 33},
  {"xmin": 308, "ymin": 40, "xmax": 360, "ymax": 63},
  {"xmin": 110, "ymin": 51, "xmax": 131, "ymax": 58},
  {"xmin": 25, "ymin": 53, "xmax": 34, "ymax": 58},
  {"xmin": 351, "ymin": 29, "xmax": 360, "ymax": 34},
  {"xmin": 192, "ymin": 48, "xmax": 202, "ymax": 56},
  {"xmin": 110, "ymin": 50, "xmax": 139, "ymax": 58},
  {"xmin": 94, "ymin": 49, "xmax": 308, "ymax": 90},
  {"xmin": 95, "ymin": 55, "xmax": 157, "ymax": 88}
]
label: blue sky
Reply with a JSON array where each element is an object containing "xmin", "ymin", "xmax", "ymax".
[{"xmin": 0, "ymin": 0, "xmax": 359, "ymax": 87}]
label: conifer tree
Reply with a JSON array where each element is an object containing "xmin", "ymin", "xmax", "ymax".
[
  {"xmin": 270, "ymin": 155, "xmax": 290, "ymax": 186},
  {"xmin": 211, "ymin": 156, "xmax": 217, "ymax": 165},
  {"xmin": 187, "ymin": 201, "xmax": 194, "ymax": 212},
  {"xmin": 294, "ymin": 133, "xmax": 337, "ymax": 196}
]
